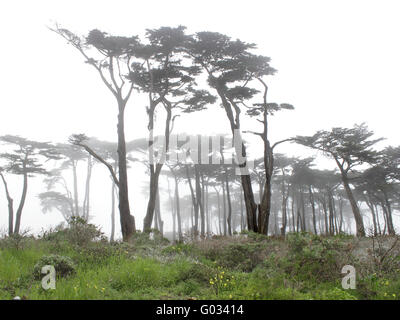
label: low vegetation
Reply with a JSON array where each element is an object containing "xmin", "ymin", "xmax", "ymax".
[{"xmin": 1, "ymin": 222, "xmax": 399, "ymax": 300}]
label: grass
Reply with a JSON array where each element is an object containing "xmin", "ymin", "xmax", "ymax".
[{"xmin": 0, "ymin": 227, "xmax": 400, "ymax": 300}]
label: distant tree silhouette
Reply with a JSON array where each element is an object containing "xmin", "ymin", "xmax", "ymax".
[
  {"xmin": 296, "ymin": 123, "xmax": 383, "ymax": 236},
  {"xmin": 0, "ymin": 135, "xmax": 59, "ymax": 235}
]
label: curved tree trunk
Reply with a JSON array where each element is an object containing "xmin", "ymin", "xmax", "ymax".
[{"xmin": 335, "ymin": 159, "xmax": 365, "ymax": 237}]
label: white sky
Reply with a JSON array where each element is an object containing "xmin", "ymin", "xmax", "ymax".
[{"xmin": 0, "ymin": 0, "xmax": 399, "ymax": 238}]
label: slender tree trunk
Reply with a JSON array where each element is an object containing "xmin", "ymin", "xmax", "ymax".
[
  {"xmin": 72, "ymin": 160, "xmax": 79, "ymax": 217},
  {"xmin": 0, "ymin": 173, "xmax": 14, "ymax": 236},
  {"xmin": 300, "ymin": 190, "xmax": 306, "ymax": 232},
  {"xmin": 383, "ymin": 191, "xmax": 395, "ymax": 235},
  {"xmin": 291, "ymin": 192, "xmax": 295, "ymax": 233},
  {"xmin": 328, "ymin": 191, "xmax": 335, "ymax": 235},
  {"xmin": 375, "ymin": 204, "xmax": 382, "ymax": 235},
  {"xmin": 321, "ymin": 198, "xmax": 329, "ymax": 235},
  {"xmin": 173, "ymin": 175, "xmax": 183, "ymax": 242},
  {"xmin": 14, "ymin": 157, "xmax": 28, "ymax": 235},
  {"xmin": 155, "ymin": 188, "xmax": 163, "ymax": 235},
  {"xmin": 222, "ymin": 182, "xmax": 227, "ymax": 236},
  {"xmin": 110, "ymin": 181, "xmax": 116, "ymax": 242},
  {"xmin": 224, "ymin": 169, "xmax": 233, "ymax": 236},
  {"xmin": 338, "ymin": 198, "xmax": 344, "ymax": 234},
  {"xmin": 186, "ymin": 165, "xmax": 199, "ymax": 236},
  {"xmin": 195, "ymin": 167, "xmax": 205, "ymax": 237},
  {"xmin": 308, "ymin": 185, "xmax": 317, "ymax": 234},
  {"xmin": 216, "ymin": 189, "xmax": 222, "ymax": 235},
  {"xmin": 82, "ymin": 155, "xmax": 92, "ymax": 221},
  {"xmin": 205, "ymin": 184, "xmax": 210, "ymax": 235},
  {"xmin": 167, "ymin": 177, "xmax": 176, "ymax": 242},
  {"xmin": 240, "ymin": 190, "xmax": 245, "ymax": 232}
]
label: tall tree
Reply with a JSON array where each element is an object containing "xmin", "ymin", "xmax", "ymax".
[
  {"xmin": 245, "ymin": 80, "xmax": 294, "ymax": 235},
  {"xmin": 185, "ymin": 32, "xmax": 276, "ymax": 233},
  {"xmin": 130, "ymin": 26, "xmax": 215, "ymax": 232},
  {"xmin": 52, "ymin": 26, "xmax": 139, "ymax": 241}
]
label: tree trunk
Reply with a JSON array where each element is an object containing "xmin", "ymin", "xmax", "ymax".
[
  {"xmin": 224, "ymin": 169, "xmax": 233, "ymax": 236},
  {"xmin": 240, "ymin": 190, "xmax": 245, "ymax": 232},
  {"xmin": 195, "ymin": 166, "xmax": 205, "ymax": 237},
  {"xmin": 117, "ymin": 103, "xmax": 135, "ymax": 241},
  {"xmin": 173, "ymin": 174, "xmax": 183, "ymax": 242},
  {"xmin": 216, "ymin": 189, "xmax": 222, "ymax": 235},
  {"xmin": 336, "ymin": 161, "xmax": 365, "ymax": 236},
  {"xmin": 328, "ymin": 191, "xmax": 335, "ymax": 235},
  {"xmin": 383, "ymin": 191, "xmax": 395, "ymax": 235},
  {"xmin": 0, "ymin": 173, "xmax": 14, "ymax": 236},
  {"xmin": 82, "ymin": 155, "xmax": 92, "ymax": 221},
  {"xmin": 308, "ymin": 185, "xmax": 317, "ymax": 234},
  {"xmin": 14, "ymin": 169, "xmax": 28, "ymax": 235},
  {"xmin": 110, "ymin": 180, "xmax": 116, "ymax": 242},
  {"xmin": 72, "ymin": 160, "xmax": 79, "ymax": 217},
  {"xmin": 144, "ymin": 167, "xmax": 161, "ymax": 232},
  {"xmin": 186, "ymin": 165, "xmax": 199, "ymax": 236},
  {"xmin": 321, "ymin": 197, "xmax": 329, "ymax": 235},
  {"xmin": 222, "ymin": 182, "xmax": 227, "ymax": 236}
]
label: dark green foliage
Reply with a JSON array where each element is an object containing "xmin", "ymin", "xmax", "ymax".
[{"xmin": 33, "ymin": 254, "xmax": 76, "ymax": 279}]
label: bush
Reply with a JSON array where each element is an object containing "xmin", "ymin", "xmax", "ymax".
[
  {"xmin": 74, "ymin": 243, "xmax": 118, "ymax": 265},
  {"xmin": 285, "ymin": 232, "xmax": 350, "ymax": 282},
  {"xmin": 33, "ymin": 254, "xmax": 76, "ymax": 280},
  {"xmin": 40, "ymin": 217, "xmax": 106, "ymax": 246},
  {"xmin": 219, "ymin": 242, "xmax": 264, "ymax": 272},
  {"xmin": 178, "ymin": 262, "xmax": 214, "ymax": 284},
  {"xmin": 0, "ymin": 230, "xmax": 34, "ymax": 250}
]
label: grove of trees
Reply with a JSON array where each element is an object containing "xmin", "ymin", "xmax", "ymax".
[{"xmin": 1, "ymin": 26, "xmax": 399, "ymax": 241}]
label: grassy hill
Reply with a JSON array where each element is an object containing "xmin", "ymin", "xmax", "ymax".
[{"xmin": 1, "ymin": 222, "xmax": 399, "ymax": 300}]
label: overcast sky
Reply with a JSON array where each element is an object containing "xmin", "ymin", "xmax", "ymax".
[{"xmin": 0, "ymin": 0, "xmax": 399, "ymax": 238}]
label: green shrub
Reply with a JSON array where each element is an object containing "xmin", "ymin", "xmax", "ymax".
[
  {"xmin": 33, "ymin": 254, "xmax": 76, "ymax": 279},
  {"xmin": 74, "ymin": 243, "xmax": 118, "ymax": 265},
  {"xmin": 40, "ymin": 217, "xmax": 105, "ymax": 246},
  {"xmin": 178, "ymin": 262, "xmax": 214, "ymax": 284},
  {"xmin": 219, "ymin": 242, "xmax": 264, "ymax": 272},
  {"xmin": 285, "ymin": 232, "xmax": 349, "ymax": 282}
]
